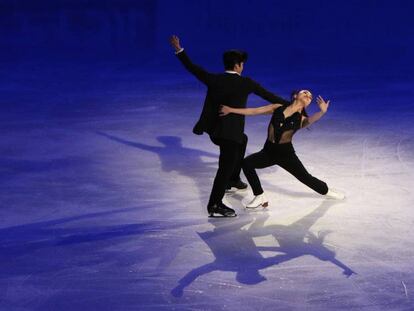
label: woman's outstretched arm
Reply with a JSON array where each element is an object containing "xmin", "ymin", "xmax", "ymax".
[
  {"xmin": 219, "ymin": 103, "xmax": 282, "ymax": 116},
  {"xmin": 301, "ymin": 95, "xmax": 329, "ymax": 128}
]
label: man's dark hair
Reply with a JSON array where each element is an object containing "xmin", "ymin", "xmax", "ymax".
[{"xmin": 222, "ymin": 50, "xmax": 248, "ymax": 70}]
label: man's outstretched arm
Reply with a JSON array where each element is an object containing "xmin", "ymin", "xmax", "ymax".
[
  {"xmin": 249, "ymin": 79, "xmax": 290, "ymax": 106},
  {"xmin": 170, "ymin": 35, "xmax": 211, "ymax": 85}
]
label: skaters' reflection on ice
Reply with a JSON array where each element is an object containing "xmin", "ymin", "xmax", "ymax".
[{"xmin": 171, "ymin": 200, "xmax": 355, "ymax": 297}]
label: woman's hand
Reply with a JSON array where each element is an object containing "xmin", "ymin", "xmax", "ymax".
[
  {"xmin": 219, "ymin": 105, "xmax": 232, "ymax": 116},
  {"xmin": 317, "ymin": 95, "xmax": 330, "ymax": 113}
]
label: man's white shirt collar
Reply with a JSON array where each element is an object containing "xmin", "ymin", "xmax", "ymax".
[{"xmin": 225, "ymin": 70, "xmax": 240, "ymax": 76}]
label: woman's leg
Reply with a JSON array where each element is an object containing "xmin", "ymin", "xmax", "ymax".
[
  {"xmin": 242, "ymin": 149, "xmax": 277, "ymax": 196},
  {"xmin": 277, "ymin": 152, "xmax": 329, "ymax": 195}
]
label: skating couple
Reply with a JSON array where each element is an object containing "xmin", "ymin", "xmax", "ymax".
[{"xmin": 170, "ymin": 35, "xmax": 344, "ymax": 217}]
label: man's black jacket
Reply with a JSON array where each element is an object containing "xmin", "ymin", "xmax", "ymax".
[{"xmin": 176, "ymin": 50, "xmax": 289, "ymax": 144}]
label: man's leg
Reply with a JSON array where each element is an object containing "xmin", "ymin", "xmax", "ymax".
[
  {"xmin": 229, "ymin": 134, "xmax": 247, "ymax": 182},
  {"xmin": 208, "ymin": 138, "xmax": 240, "ymax": 215},
  {"xmin": 227, "ymin": 134, "xmax": 248, "ymax": 190}
]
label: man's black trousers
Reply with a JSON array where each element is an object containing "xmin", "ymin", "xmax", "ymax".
[{"xmin": 207, "ymin": 134, "xmax": 247, "ymax": 207}]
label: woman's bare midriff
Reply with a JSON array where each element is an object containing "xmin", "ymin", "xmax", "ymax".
[{"xmin": 267, "ymin": 123, "xmax": 294, "ymax": 144}]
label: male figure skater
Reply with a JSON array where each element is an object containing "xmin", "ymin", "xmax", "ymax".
[{"xmin": 170, "ymin": 35, "xmax": 288, "ymax": 217}]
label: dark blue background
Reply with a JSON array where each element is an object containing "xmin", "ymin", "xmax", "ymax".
[
  {"xmin": 1, "ymin": 0, "xmax": 412, "ymax": 74},
  {"xmin": 1, "ymin": 0, "xmax": 413, "ymax": 120}
]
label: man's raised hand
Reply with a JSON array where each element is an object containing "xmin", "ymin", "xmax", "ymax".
[{"xmin": 169, "ymin": 35, "xmax": 182, "ymax": 52}]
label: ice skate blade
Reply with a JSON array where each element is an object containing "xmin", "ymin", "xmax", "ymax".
[
  {"xmin": 246, "ymin": 202, "xmax": 269, "ymax": 209},
  {"xmin": 225, "ymin": 187, "xmax": 248, "ymax": 193},
  {"xmin": 208, "ymin": 212, "xmax": 237, "ymax": 218}
]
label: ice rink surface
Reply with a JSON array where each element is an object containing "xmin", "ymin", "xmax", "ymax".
[{"xmin": 0, "ymin": 62, "xmax": 414, "ymax": 310}]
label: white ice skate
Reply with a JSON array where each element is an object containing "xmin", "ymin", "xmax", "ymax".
[
  {"xmin": 246, "ymin": 193, "xmax": 269, "ymax": 209},
  {"xmin": 325, "ymin": 188, "xmax": 345, "ymax": 200}
]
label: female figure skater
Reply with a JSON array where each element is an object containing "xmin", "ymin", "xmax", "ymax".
[{"xmin": 219, "ymin": 90, "xmax": 345, "ymax": 208}]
